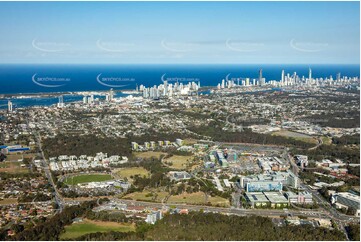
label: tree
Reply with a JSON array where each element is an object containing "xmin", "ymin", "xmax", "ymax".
[{"xmin": 346, "ymin": 207, "xmax": 357, "ymax": 216}]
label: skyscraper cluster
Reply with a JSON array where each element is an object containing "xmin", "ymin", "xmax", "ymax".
[
  {"xmin": 140, "ymin": 81, "xmax": 200, "ymax": 99},
  {"xmin": 278, "ymin": 69, "xmax": 358, "ymax": 87},
  {"xmin": 105, "ymin": 88, "xmax": 114, "ymax": 102},
  {"xmin": 217, "ymin": 68, "xmax": 359, "ymax": 89}
]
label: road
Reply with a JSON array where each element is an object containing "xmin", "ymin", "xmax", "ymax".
[
  {"xmin": 308, "ymin": 137, "xmax": 323, "ymax": 151},
  {"xmin": 114, "ymin": 199, "xmax": 333, "ymax": 220},
  {"xmin": 25, "ymin": 115, "xmax": 64, "ymax": 212},
  {"xmin": 282, "ymin": 147, "xmax": 299, "ymax": 175},
  {"xmin": 34, "ymin": 131, "xmax": 64, "ymax": 212},
  {"xmin": 300, "ymin": 184, "xmax": 357, "ymax": 240}
]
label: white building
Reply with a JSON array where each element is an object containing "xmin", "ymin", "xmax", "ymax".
[
  {"xmin": 331, "ymin": 192, "xmax": 360, "ymax": 216},
  {"xmin": 8, "ymin": 100, "xmax": 13, "ymax": 112},
  {"xmin": 146, "ymin": 210, "xmax": 162, "ymax": 224},
  {"xmin": 175, "ymin": 139, "xmax": 183, "ymax": 146}
]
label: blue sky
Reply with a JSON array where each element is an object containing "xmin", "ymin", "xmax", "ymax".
[{"xmin": 0, "ymin": 1, "xmax": 359, "ymax": 64}]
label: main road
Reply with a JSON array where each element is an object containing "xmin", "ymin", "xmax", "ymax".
[
  {"xmin": 34, "ymin": 132, "xmax": 64, "ymax": 212},
  {"xmin": 26, "ymin": 113, "xmax": 64, "ymax": 214},
  {"xmin": 114, "ymin": 198, "xmax": 334, "ymax": 220},
  {"xmin": 25, "ymin": 111, "xmax": 64, "ymax": 212}
]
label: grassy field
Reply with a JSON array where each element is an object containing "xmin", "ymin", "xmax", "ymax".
[
  {"xmin": 271, "ymin": 130, "xmax": 317, "ymax": 144},
  {"xmin": 63, "ymin": 196, "xmax": 112, "ymax": 202},
  {"xmin": 64, "ymin": 174, "xmax": 112, "ymax": 185},
  {"xmin": 207, "ymin": 196, "xmax": 231, "ymax": 207},
  {"xmin": 123, "ymin": 191, "xmax": 169, "ymax": 202},
  {"xmin": 0, "ymin": 198, "xmax": 18, "ymax": 205},
  {"xmin": 134, "ymin": 151, "xmax": 167, "ymax": 159},
  {"xmin": 59, "ymin": 219, "xmax": 135, "ymax": 239},
  {"xmin": 183, "ymin": 139, "xmax": 198, "ymax": 145},
  {"xmin": 321, "ymin": 136, "xmax": 332, "ymax": 145},
  {"xmin": 168, "ymin": 192, "xmax": 230, "ymax": 207},
  {"xmin": 115, "ymin": 167, "xmax": 149, "ymax": 181},
  {"xmin": 4, "ymin": 154, "xmax": 23, "ymax": 162},
  {"xmin": 23, "ymin": 153, "xmax": 36, "ymax": 159},
  {"xmin": 163, "ymin": 155, "xmax": 193, "ymax": 170},
  {"xmin": 0, "ymin": 161, "xmax": 28, "ymax": 173}
]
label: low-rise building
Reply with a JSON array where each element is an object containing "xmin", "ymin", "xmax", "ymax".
[
  {"xmin": 245, "ymin": 192, "xmax": 269, "ymax": 208},
  {"xmin": 284, "ymin": 191, "xmax": 313, "ymax": 204},
  {"xmin": 168, "ymin": 171, "xmax": 191, "ymax": 181},
  {"xmin": 263, "ymin": 192, "xmax": 288, "ymax": 208},
  {"xmin": 295, "ymin": 155, "xmax": 308, "ymax": 167}
]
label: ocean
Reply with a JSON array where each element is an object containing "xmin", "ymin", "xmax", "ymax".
[{"xmin": 0, "ymin": 64, "xmax": 359, "ymax": 109}]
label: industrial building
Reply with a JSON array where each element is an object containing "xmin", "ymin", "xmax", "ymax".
[{"xmin": 0, "ymin": 145, "xmax": 30, "ymax": 154}]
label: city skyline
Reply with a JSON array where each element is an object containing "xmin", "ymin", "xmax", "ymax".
[{"xmin": 0, "ymin": 1, "xmax": 359, "ymax": 64}]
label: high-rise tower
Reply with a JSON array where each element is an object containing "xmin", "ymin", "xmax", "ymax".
[
  {"xmin": 109, "ymin": 88, "xmax": 114, "ymax": 101},
  {"xmin": 57, "ymin": 95, "xmax": 65, "ymax": 108},
  {"xmin": 8, "ymin": 100, "xmax": 13, "ymax": 112},
  {"xmin": 259, "ymin": 69, "xmax": 263, "ymax": 86}
]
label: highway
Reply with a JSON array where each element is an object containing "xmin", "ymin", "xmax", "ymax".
[
  {"xmin": 24, "ymin": 111, "xmax": 64, "ymax": 212},
  {"xmin": 114, "ymin": 199, "xmax": 333, "ymax": 220}
]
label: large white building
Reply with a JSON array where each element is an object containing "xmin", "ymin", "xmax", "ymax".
[
  {"xmin": 146, "ymin": 210, "xmax": 162, "ymax": 224},
  {"xmin": 331, "ymin": 192, "xmax": 360, "ymax": 216}
]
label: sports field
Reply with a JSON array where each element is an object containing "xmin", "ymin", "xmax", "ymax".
[
  {"xmin": 64, "ymin": 174, "xmax": 112, "ymax": 185},
  {"xmin": 59, "ymin": 219, "xmax": 135, "ymax": 239}
]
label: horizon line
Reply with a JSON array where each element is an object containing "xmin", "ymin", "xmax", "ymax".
[{"xmin": 0, "ymin": 63, "xmax": 360, "ymax": 66}]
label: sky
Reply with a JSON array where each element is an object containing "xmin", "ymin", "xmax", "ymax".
[{"xmin": 0, "ymin": 1, "xmax": 359, "ymax": 64}]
